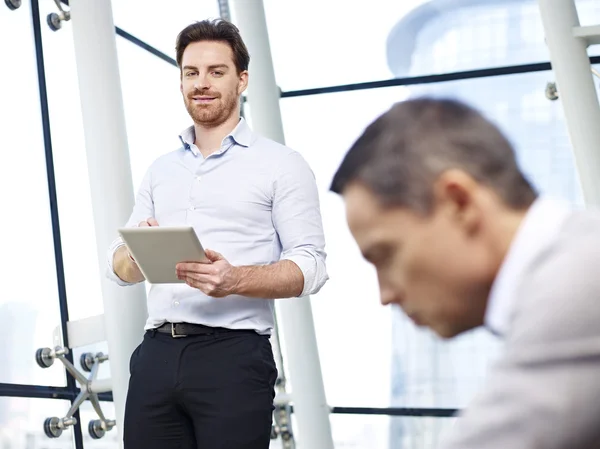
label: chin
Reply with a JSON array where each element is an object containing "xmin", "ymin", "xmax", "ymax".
[{"xmin": 432, "ymin": 324, "xmax": 465, "ymax": 340}]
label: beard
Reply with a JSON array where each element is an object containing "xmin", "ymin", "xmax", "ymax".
[{"xmin": 184, "ymin": 88, "xmax": 239, "ymax": 128}]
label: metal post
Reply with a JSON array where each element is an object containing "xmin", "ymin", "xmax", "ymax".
[
  {"xmin": 69, "ymin": 1, "xmax": 148, "ymax": 446},
  {"xmin": 538, "ymin": 0, "xmax": 600, "ymax": 206},
  {"xmin": 30, "ymin": 1, "xmax": 84, "ymax": 446},
  {"xmin": 229, "ymin": 1, "xmax": 334, "ymax": 448}
]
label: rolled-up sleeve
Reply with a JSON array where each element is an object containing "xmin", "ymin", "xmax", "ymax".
[
  {"xmin": 106, "ymin": 167, "xmax": 155, "ymax": 286},
  {"xmin": 272, "ymin": 151, "xmax": 329, "ymax": 296}
]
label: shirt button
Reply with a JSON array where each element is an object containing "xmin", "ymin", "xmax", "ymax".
[
  {"xmin": 189, "ymin": 206, "xmax": 195, "ymax": 211},
  {"xmin": 196, "ymin": 176, "xmax": 201, "ymax": 181},
  {"xmin": 174, "ymin": 301, "xmax": 180, "ymax": 307}
]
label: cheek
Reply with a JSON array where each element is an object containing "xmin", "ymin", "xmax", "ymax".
[{"xmin": 402, "ymin": 233, "xmax": 461, "ymax": 298}]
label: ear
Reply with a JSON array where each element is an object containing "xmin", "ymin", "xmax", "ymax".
[
  {"xmin": 433, "ymin": 169, "xmax": 481, "ymax": 235},
  {"xmin": 238, "ymin": 70, "xmax": 249, "ymax": 95}
]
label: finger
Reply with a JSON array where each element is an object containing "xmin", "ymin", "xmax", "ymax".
[
  {"xmin": 177, "ymin": 271, "xmax": 214, "ymax": 284},
  {"xmin": 179, "ymin": 275, "xmax": 215, "ymax": 294},
  {"xmin": 176, "ymin": 262, "xmax": 215, "ymax": 274},
  {"xmin": 204, "ymin": 249, "xmax": 224, "ymax": 262},
  {"xmin": 147, "ymin": 217, "xmax": 159, "ymax": 226},
  {"xmin": 138, "ymin": 220, "xmax": 149, "ymax": 227}
]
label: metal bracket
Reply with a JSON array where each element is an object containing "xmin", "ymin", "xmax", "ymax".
[
  {"xmin": 546, "ymin": 67, "xmax": 600, "ymax": 100},
  {"xmin": 47, "ymin": 0, "xmax": 71, "ymax": 31},
  {"xmin": 272, "ymin": 401, "xmax": 295, "ymax": 449},
  {"xmin": 35, "ymin": 345, "xmax": 115, "ymax": 439}
]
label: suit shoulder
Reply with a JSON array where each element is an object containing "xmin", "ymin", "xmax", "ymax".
[{"xmin": 511, "ymin": 211, "xmax": 600, "ymax": 343}]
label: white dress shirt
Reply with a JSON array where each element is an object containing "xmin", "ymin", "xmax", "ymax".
[
  {"xmin": 485, "ymin": 197, "xmax": 572, "ymax": 336},
  {"xmin": 106, "ymin": 118, "xmax": 328, "ymax": 334}
]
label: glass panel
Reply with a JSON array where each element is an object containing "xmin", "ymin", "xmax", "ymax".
[
  {"xmin": 39, "ymin": 0, "xmax": 104, "ymax": 325},
  {"xmin": 279, "ymin": 69, "xmax": 584, "ymax": 409},
  {"xmin": 264, "ymin": 0, "xmax": 600, "ymax": 91},
  {"xmin": 111, "ymin": 0, "xmax": 220, "ymax": 61},
  {"xmin": 42, "ymin": 2, "xmax": 192, "ymax": 316},
  {"xmin": 387, "ymin": 415, "xmax": 456, "ymax": 449},
  {"xmin": 272, "ymin": 414, "xmax": 456, "ymax": 449},
  {"xmin": 0, "ymin": 397, "xmax": 73, "ymax": 447},
  {"xmin": 39, "ymin": 0, "xmax": 205, "ymax": 388},
  {"xmin": 0, "ymin": 0, "xmax": 64, "ymax": 386}
]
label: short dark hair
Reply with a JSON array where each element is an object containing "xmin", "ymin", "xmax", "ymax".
[
  {"xmin": 175, "ymin": 19, "xmax": 250, "ymax": 74},
  {"xmin": 330, "ymin": 97, "xmax": 537, "ymax": 212}
]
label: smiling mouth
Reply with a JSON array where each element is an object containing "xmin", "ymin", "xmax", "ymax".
[{"xmin": 191, "ymin": 97, "xmax": 217, "ymax": 103}]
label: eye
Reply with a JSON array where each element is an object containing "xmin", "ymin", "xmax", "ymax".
[
  {"xmin": 212, "ymin": 71, "xmax": 224, "ymax": 77},
  {"xmin": 185, "ymin": 71, "xmax": 197, "ymax": 77}
]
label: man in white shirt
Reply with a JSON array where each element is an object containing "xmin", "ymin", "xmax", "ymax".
[
  {"xmin": 107, "ymin": 19, "xmax": 328, "ymax": 449},
  {"xmin": 330, "ymin": 97, "xmax": 600, "ymax": 449}
]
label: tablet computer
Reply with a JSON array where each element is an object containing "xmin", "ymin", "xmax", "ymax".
[{"xmin": 118, "ymin": 226, "xmax": 208, "ymax": 284}]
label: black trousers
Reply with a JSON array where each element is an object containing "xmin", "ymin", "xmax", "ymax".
[{"xmin": 123, "ymin": 327, "xmax": 277, "ymax": 449}]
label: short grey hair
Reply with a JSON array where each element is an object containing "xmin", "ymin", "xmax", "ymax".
[{"xmin": 330, "ymin": 97, "xmax": 537, "ymax": 213}]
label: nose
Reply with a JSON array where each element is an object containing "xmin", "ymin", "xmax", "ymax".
[
  {"xmin": 379, "ymin": 278, "xmax": 407, "ymax": 307},
  {"xmin": 194, "ymin": 74, "xmax": 211, "ymax": 90}
]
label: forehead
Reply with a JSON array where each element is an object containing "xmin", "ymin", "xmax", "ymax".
[
  {"xmin": 344, "ymin": 182, "xmax": 422, "ymax": 251},
  {"xmin": 343, "ymin": 183, "xmax": 388, "ymax": 243},
  {"xmin": 181, "ymin": 41, "xmax": 235, "ymax": 66}
]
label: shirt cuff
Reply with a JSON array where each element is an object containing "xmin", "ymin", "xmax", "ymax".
[
  {"xmin": 106, "ymin": 237, "xmax": 137, "ymax": 287},
  {"xmin": 282, "ymin": 252, "xmax": 328, "ymax": 297}
]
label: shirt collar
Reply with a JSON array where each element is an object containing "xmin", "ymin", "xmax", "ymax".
[
  {"xmin": 484, "ymin": 197, "xmax": 572, "ymax": 337},
  {"xmin": 178, "ymin": 117, "xmax": 254, "ymax": 155}
]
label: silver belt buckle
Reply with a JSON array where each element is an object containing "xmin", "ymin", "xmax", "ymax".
[{"xmin": 171, "ymin": 323, "xmax": 187, "ymax": 338}]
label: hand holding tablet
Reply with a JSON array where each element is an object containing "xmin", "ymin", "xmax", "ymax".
[{"xmin": 118, "ymin": 225, "xmax": 208, "ymax": 284}]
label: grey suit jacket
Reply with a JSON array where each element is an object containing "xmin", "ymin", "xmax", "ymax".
[{"xmin": 442, "ymin": 211, "xmax": 600, "ymax": 449}]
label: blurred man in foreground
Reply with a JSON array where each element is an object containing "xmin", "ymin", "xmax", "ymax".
[{"xmin": 330, "ymin": 97, "xmax": 600, "ymax": 449}]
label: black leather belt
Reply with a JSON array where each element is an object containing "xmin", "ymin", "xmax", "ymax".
[{"xmin": 154, "ymin": 322, "xmax": 251, "ymax": 338}]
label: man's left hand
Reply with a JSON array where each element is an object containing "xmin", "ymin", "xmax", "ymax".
[{"xmin": 176, "ymin": 249, "xmax": 239, "ymax": 297}]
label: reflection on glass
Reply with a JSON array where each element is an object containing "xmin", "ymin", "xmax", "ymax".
[
  {"xmin": 0, "ymin": 397, "xmax": 73, "ymax": 448},
  {"xmin": 264, "ymin": 0, "xmax": 600, "ymax": 91},
  {"xmin": 392, "ymin": 1, "xmax": 600, "ymax": 78},
  {"xmin": 0, "ymin": 0, "xmax": 64, "ymax": 387}
]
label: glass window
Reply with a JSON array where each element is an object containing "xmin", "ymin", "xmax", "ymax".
[
  {"xmin": 39, "ymin": 0, "xmax": 203, "ymax": 391},
  {"xmin": 0, "ymin": 0, "xmax": 65, "ymax": 387},
  {"xmin": 270, "ymin": 414, "xmax": 456, "ymax": 449},
  {"xmin": 111, "ymin": 0, "xmax": 220, "ymax": 61},
  {"xmin": 41, "ymin": 0, "xmax": 194, "ymax": 310},
  {"xmin": 0, "ymin": 397, "xmax": 74, "ymax": 447},
  {"xmin": 116, "ymin": 37, "xmax": 193, "ymax": 188},
  {"xmin": 263, "ymin": 0, "xmax": 600, "ymax": 92},
  {"xmin": 331, "ymin": 414, "xmax": 455, "ymax": 449},
  {"xmin": 40, "ymin": 0, "xmax": 104, "ymax": 325},
  {"xmin": 278, "ymin": 70, "xmax": 583, "ymax": 412}
]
